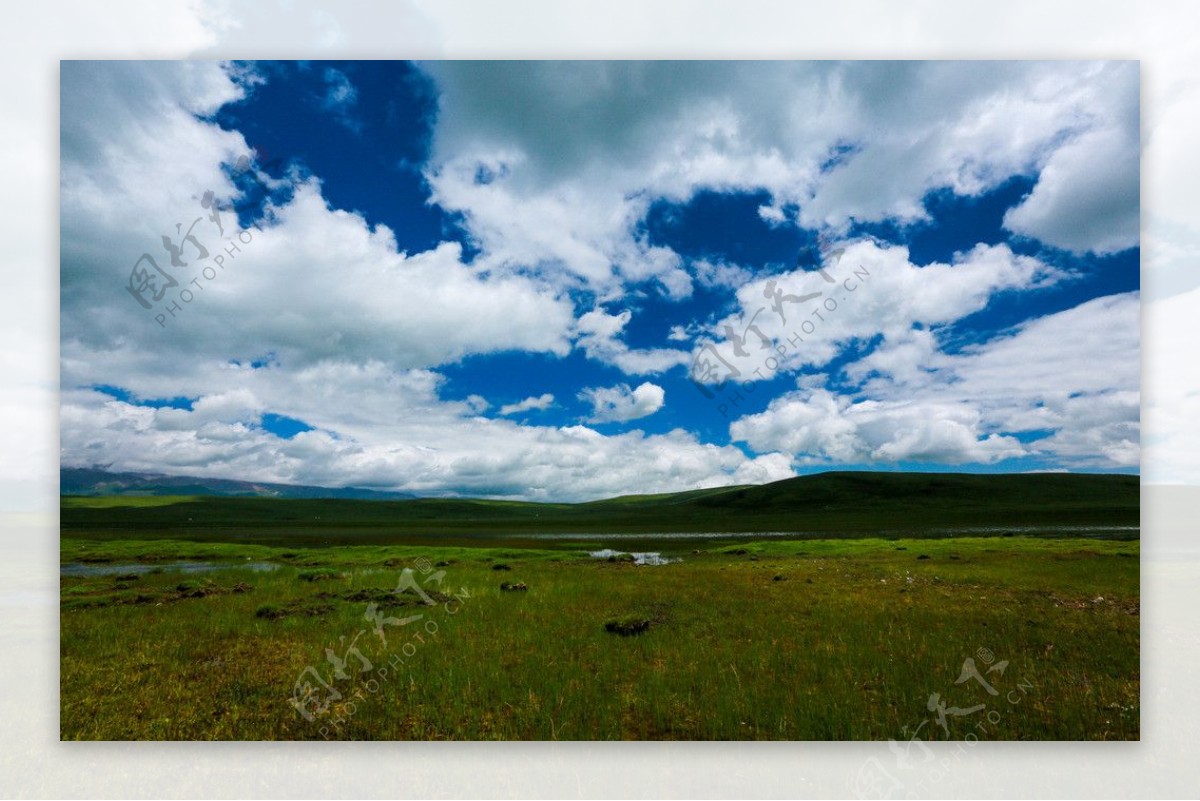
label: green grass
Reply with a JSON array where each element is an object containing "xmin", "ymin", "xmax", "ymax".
[
  {"xmin": 61, "ymin": 494, "xmax": 200, "ymax": 509},
  {"xmin": 60, "ymin": 535, "xmax": 1138, "ymax": 740}
]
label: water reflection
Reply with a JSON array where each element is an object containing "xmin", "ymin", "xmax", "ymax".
[
  {"xmin": 61, "ymin": 561, "xmax": 278, "ymax": 577},
  {"xmin": 588, "ymin": 549, "xmax": 679, "ymax": 566}
]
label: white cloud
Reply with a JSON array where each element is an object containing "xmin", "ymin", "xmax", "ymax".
[
  {"xmin": 573, "ymin": 307, "xmax": 692, "ymax": 374},
  {"xmin": 932, "ymin": 293, "xmax": 1138, "ymax": 403},
  {"xmin": 57, "ymin": 60, "xmax": 814, "ymax": 501},
  {"xmin": 463, "ymin": 394, "xmax": 489, "ymax": 414},
  {"xmin": 60, "ymin": 61, "xmax": 579, "ymax": 388},
  {"xmin": 62, "ymin": 378, "xmax": 768, "ymax": 502},
  {"xmin": 321, "ymin": 66, "xmax": 362, "ymax": 132},
  {"xmin": 1003, "ymin": 124, "xmax": 1140, "ymax": 254},
  {"xmin": 757, "ymin": 203, "xmax": 788, "ymax": 227},
  {"xmin": 729, "ymin": 292, "xmax": 1139, "ymax": 469},
  {"xmin": 692, "ymin": 239, "xmax": 1064, "ymax": 387},
  {"xmin": 53, "ymin": 60, "xmax": 802, "ymax": 500},
  {"xmin": 579, "ymin": 382, "xmax": 665, "ymax": 423},
  {"xmin": 693, "ymin": 258, "xmax": 753, "ymax": 291},
  {"xmin": 422, "ymin": 59, "xmax": 1139, "ymax": 297},
  {"xmin": 498, "ymin": 393, "xmax": 555, "ymax": 416},
  {"xmin": 55, "ymin": 59, "xmax": 1141, "ymax": 500},
  {"xmin": 731, "ymin": 389, "xmax": 1026, "ymax": 465},
  {"xmin": 322, "ymin": 67, "xmax": 357, "ymax": 109},
  {"xmin": 729, "ymin": 451, "xmax": 796, "ymax": 485},
  {"xmin": 0, "ymin": 4, "xmax": 228, "ymax": 513}
]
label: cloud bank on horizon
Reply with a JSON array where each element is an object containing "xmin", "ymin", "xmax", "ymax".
[{"xmin": 59, "ymin": 60, "xmax": 1139, "ymax": 501}]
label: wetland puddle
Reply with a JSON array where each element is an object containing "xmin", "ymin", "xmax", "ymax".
[
  {"xmin": 588, "ymin": 549, "xmax": 680, "ymax": 566},
  {"xmin": 61, "ymin": 561, "xmax": 279, "ymax": 577}
]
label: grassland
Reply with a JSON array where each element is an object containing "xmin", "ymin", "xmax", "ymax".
[{"xmin": 60, "ymin": 472, "xmax": 1140, "ymax": 740}]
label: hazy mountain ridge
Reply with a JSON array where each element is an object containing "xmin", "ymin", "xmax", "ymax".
[{"xmin": 60, "ymin": 467, "xmax": 416, "ymax": 501}]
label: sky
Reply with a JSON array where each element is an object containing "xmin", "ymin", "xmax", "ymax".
[{"xmin": 59, "ymin": 60, "xmax": 1141, "ymax": 501}]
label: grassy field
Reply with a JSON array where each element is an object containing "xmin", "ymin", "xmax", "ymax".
[{"xmin": 60, "ymin": 532, "xmax": 1139, "ymax": 741}]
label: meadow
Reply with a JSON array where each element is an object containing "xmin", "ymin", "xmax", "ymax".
[
  {"xmin": 60, "ymin": 472, "xmax": 1139, "ymax": 740},
  {"xmin": 60, "ymin": 539, "xmax": 1139, "ymax": 740}
]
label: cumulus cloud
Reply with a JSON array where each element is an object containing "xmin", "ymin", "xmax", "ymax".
[
  {"xmin": 730, "ymin": 292, "xmax": 1139, "ymax": 469},
  {"xmin": 498, "ymin": 393, "xmax": 555, "ymax": 416},
  {"xmin": 1002, "ymin": 72, "xmax": 1140, "ymax": 256},
  {"xmin": 58, "ymin": 62, "xmax": 804, "ymax": 500},
  {"xmin": 60, "ymin": 62, "xmax": 578, "ymax": 393},
  {"xmin": 729, "ymin": 451, "xmax": 796, "ymax": 485},
  {"xmin": 57, "ymin": 59, "xmax": 1139, "ymax": 498},
  {"xmin": 692, "ymin": 239, "xmax": 1064, "ymax": 388},
  {"xmin": 573, "ymin": 308, "xmax": 692, "ymax": 374},
  {"xmin": 1003, "ymin": 126, "xmax": 1138, "ymax": 253},
  {"xmin": 65, "ymin": 176, "xmax": 576, "ymax": 380},
  {"xmin": 422, "ymin": 59, "xmax": 1139, "ymax": 298},
  {"xmin": 62, "ymin": 378, "xmax": 766, "ymax": 502},
  {"xmin": 731, "ymin": 389, "xmax": 1026, "ymax": 465},
  {"xmin": 579, "ymin": 382, "xmax": 665, "ymax": 423}
]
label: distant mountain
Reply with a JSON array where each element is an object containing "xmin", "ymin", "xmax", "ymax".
[
  {"xmin": 60, "ymin": 467, "xmax": 416, "ymax": 500},
  {"xmin": 61, "ymin": 469, "xmax": 1138, "ymax": 541}
]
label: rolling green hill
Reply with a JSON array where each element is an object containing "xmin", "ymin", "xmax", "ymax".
[{"xmin": 61, "ymin": 471, "xmax": 1139, "ymax": 545}]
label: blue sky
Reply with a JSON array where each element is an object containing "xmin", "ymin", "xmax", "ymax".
[{"xmin": 60, "ymin": 60, "xmax": 1140, "ymax": 499}]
